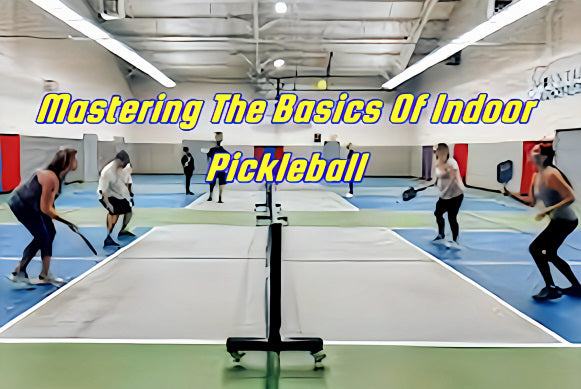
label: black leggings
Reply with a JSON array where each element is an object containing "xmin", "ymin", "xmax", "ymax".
[
  {"xmin": 529, "ymin": 218, "xmax": 580, "ymax": 288},
  {"xmin": 9, "ymin": 200, "xmax": 56, "ymax": 272},
  {"xmin": 185, "ymin": 171, "xmax": 193, "ymax": 193},
  {"xmin": 434, "ymin": 194, "xmax": 464, "ymax": 241}
]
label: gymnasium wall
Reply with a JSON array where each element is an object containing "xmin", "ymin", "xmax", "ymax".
[
  {"xmin": 554, "ymin": 129, "xmax": 581, "ymax": 196},
  {"xmin": 98, "ymin": 141, "xmax": 117, "ymax": 171},
  {"xmin": 407, "ymin": 0, "xmax": 581, "ymax": 145},
  {"xmin": 410, "ymin": 146, "xmax": 423, "ymax": 178},
  {"xmin": 128, "ymin": 80, "xmax": 413, "ymax": 146},
  {"xmin": 360, "ymin": 146, "xmax": 415, "ymax": 177},
  {"xmin": 19, "ymin": 136, "xmax": 84, "ymax": 183},
  {"xmin": 464, "ymin": 142, "xmax": 523, "ymax": 193},
  {"xmin": 123, "ymin": 143, "xmax": 183, "ymax": 174},
  {"xmin": 0, "ymin": 0, "xmax": 135, "ymax": 141}
]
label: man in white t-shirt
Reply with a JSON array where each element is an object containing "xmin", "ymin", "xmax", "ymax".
[{"xmin": 98, "ymin": 150, "xmax": 134, "ymax": 247}]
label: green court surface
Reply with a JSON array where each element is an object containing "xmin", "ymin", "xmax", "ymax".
[
  {"xmin": 0, "ymin": 207, "xmax": 549, "ymax": 231},
  {"xmin": 1, "ymin": 343, "xmax": 580, "ymax": 389}
]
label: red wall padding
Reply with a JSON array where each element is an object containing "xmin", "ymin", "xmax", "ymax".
[
  {"xmin": 453, "ymin": 143, "xmax": 468, "ymax": 182},
  {"xmin": 254, "ymin": 146, "xmax": 264, "ymax": 160},
  {"xmin": 0, "ymin": 134, "xmax": 21, "ymax": 192},
  {"xmin": 254, "ymin": 146, "xmax": 284, "ymax": 160},
  {"xmin": 521, "ymin": 141, "xmax": 544, "ymax": 194}
]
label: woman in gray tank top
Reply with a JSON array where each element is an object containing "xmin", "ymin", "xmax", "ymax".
[{"xmin": 506, "ymin": 143, "xmax": 581, "ymax": 300}]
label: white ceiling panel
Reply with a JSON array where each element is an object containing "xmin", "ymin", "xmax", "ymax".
[{"xmin": 7, "ymin": 0, "xmax": 461, "ymax": 90}]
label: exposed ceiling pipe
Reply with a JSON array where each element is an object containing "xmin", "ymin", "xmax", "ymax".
[
  {"xmin": 274, "ymin": 74, "xmax": 386, "ymax": 80},
  {"xmin": 325, "ymin": 52, "xmax": 334, "ymax": 76}
]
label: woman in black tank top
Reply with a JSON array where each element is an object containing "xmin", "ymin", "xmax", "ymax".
[
  {"xmin": 505, "ymin": 143, "xmax": 581, "ymax": 300},
  {"xmin": 8, "ymin": 148, "xmax": 79, "ymax": 285}
]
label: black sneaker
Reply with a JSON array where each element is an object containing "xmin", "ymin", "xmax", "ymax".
[
  {"xmin": 118, "ymin": 230, "xmax": 136, "ymax": 238},
  {"xmin": 562, "ymin": 285, "xmax": 581, "ymax": 297},
  {"xmin": 533, "ymin": 286, "xmax": 562, "ymax": 301},
  {"xmin": 432, "ymin": 235, "xmax": 445, "ymax": 245},
  {"xmin": 104, "ymin": 235, "xmax": 120, "ymax": 247},
  {"xmin": 207, "ymin": 197, "xmax": 213, "ymax": 202}
]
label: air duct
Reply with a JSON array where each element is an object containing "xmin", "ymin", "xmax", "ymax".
[{"xmin": 100, "ymin": 0, "xmax": 125, "ymax": 20}]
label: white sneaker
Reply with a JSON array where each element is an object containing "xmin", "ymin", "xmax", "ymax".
[
  {"xmin": 447, "ymin": 240, "xmax": 462, "ymax": 250},
  {"xmin": 8, "ymin": 271, "xmax": 30, "ymax": 284},
  {"xmin": 345, "ymin": 193, "xmax": 354, "ymax": 198},
  {"xmin": 38, "ymin": 273, "xmax": 66, "ymax": 287}
]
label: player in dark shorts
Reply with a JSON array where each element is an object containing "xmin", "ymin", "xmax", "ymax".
[
  {"xmin": 8, "ymin": 148, "xmax": 79, "ymax": 285},
  {"xmin": 98, "ymin": 150, "xmax": 134, "ymax": 247},
  {"xmin": 207, "ymin": 132, "xmax": 229, "ymax": 203}
]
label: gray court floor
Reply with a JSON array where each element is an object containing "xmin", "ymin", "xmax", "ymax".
[{"xmin": 1, "ymin": 223, "xmax": 559, "ymax": 343}]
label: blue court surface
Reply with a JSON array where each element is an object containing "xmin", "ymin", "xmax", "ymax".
[
  {"xmin": 0, "ymin": 259, "xmax": 96, "ymax": 325},
  {"xmin": 0, "ymin": 224, "xmax": 149, "ymax": 259},
  {"xmin": 348, "ymin": 194, "xmax": 528, "ymax": 212},
  {"xmin": 396, "ymin": 228, "xmax": 581, "ymax": 342},
  {"xmin": 0, "ymin": 175, "xmax": 192, "ymax": 327},
  {"xmin": 0, "ymin": 224, "xmax": 150, "ymax": 327},
  {"xmin": 395, "ymin": 228, "xmax": 581, "ymax": 262}
]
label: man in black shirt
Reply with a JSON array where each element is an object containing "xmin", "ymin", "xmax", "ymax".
[
  {"xmin": 181, "ymin": 147, "xmax": 195, "ymax": 195},
  {"xmin": 207, "ymin": 132, "xmax": 228, "ymax": 203}
]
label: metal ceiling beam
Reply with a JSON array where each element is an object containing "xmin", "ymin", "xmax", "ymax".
[
  {"xmin": 394, "ymin": 0, "xmax": 439, "ymax": 72},
  {"xmin": 252, "ymin": 0, "xmax": 260, "ymax": 74},
  {"xmin": 119, "ymin": 36, "xmax": 411, "ymax": 44},
  {"xmin": 123, "ymin": 16, "xmax": 450, "ymax": 23},
  {"xmin": 125, "ymin": 0, "xmax": 458, "ymax": 3}
]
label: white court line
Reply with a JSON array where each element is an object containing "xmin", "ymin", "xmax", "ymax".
[
  {"xmin": 0, "ymin": 228, "xmax": 157, "ymax": 335},
  {"xmin": 395, "ymin": 228, "xmax": 527, "ymax": 234},
  {"xmin": 389, "ymin": 230, "xmax": 569, "ymax": 344},
  {"xmin": 1, "ymin": 338, "xmax": 581, "ymax": 348},
  {"xmin": 1, "ymin": 257, "xmax": 101, "ymax": 261}
]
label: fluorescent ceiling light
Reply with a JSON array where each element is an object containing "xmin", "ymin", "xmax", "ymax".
[
  {"xmin": 273, "ymin": 58, "xmax": 285, "ymax": 68},
  {"xmin": 30, "ymin": 0, "xmax": 176, "ymax": 88},
  {"xmin": 275, "ymin": 2, "xmax": 288, "ymax": 14},
  {"xmin": 382, "ymin": 0, "xmax": 555, "ymax": 90}
]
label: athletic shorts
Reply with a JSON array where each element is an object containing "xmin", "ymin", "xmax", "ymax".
[
  {"xmin": 211, "ymin": 171, "xmax": 227, "ymax": 186},
  {"xmin": 9, "ymin": 197, "xmax": 56, "ymax": 257},
  {"xmin": 104, "ymin": 197, "xmax": 132, "ymax": 215}
]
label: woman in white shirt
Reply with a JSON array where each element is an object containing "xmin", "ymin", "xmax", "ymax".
[{"xmin": 433, "ymin": 143, "xmax": 465, "ymax": 247}]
